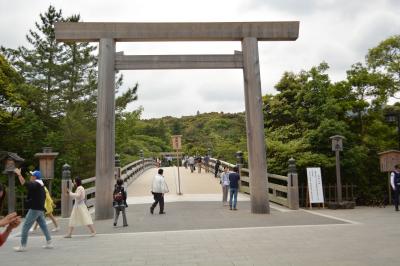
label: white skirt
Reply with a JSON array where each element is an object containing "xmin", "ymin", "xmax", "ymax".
[{"xmin": 69, "ymin": 203, "xmax": 93, "ymax": 227}]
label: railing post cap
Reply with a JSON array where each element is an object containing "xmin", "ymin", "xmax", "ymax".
[{"xmin": 288, "ymin": 157, "xmax": 296, "ymax": 173}]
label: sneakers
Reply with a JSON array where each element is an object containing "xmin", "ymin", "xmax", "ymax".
[
  {"xmin": 14, "ymin": 246, "xmax": 27, "ymax": 252},
  {"xmin": 14, "ymin": 242, "xmax": 53, "ymax": 251},
  {"xmin": 63, "ymin": 234, "xmax": 72, "ymax": 238},
  {"xmin": 51, "ymin": 227, "xmax": 60, "ymax": 232},
  {"xmin": 43, "ymin": 241, "xmax": 54, "ymax": 249},
  {"xmin": 90, "ymin": 232, "xmax": 96, "ymax": 237}
]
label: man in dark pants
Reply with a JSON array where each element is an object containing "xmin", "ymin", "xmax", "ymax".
[
  {"xmin": 150, "ymin": 169, "xmax": 169, "ymax": 215},
  {"xmin": 390, "ymin": 164, "xmax": 400, "ymax": 211}
]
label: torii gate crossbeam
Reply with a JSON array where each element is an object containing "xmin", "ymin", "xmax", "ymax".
[{"xmin": 55, "ymin": 21, "xmax": 299, "ymax": 220}]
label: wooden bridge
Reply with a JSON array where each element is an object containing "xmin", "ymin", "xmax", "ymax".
[{"xmin": 69, "ymin": 157, "xmax": 299, "ymax": 218}]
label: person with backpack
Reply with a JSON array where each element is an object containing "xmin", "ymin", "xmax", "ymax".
[
  {"xmin": 390, "ymin": 164, "xmax": 400, "ymax": 211},
  {"xmin": 113, "ymin": 179, "xmax": 128, "ymax": 227}
]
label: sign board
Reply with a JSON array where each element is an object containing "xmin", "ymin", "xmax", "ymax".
[
  {"xmin": 378, "ymin": 150, "xmax": 400, "ymax": 172},
  {"xmin": 171, "ymin": 135, "xmax": 182, "ymax": 150},
  {"xmin": 306, "ymin": 167, "xmax": 324, "ymax": 204}
]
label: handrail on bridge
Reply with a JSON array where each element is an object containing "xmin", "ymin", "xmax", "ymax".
[{"xmin": 206, "ymin": 157, "xmax": 299, "ymax": 210}]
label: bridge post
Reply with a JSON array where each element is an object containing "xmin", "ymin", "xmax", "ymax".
[
  {"xmin": 95, "ymin": 38, "xmax": 116, "ymax": 220},
  {"xmin": 287, "ymin": 158, "xmax": 299, "ymax": 210},
  {"xmin": 242, "ymin": 37, "xmax": 270, "ymax": 214},
  {"xmin": 61, "ymin": 163, "xmax": 72, "ymax": 218}
]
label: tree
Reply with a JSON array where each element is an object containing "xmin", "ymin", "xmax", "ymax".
[{"xmin": 367, "ymin": 35, "xmax": 400, "ymax": 98}]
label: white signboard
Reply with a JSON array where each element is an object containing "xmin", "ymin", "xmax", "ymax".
[{"xmin": 306, "ymin": 167, "xmax": 324, "ymax": 204}]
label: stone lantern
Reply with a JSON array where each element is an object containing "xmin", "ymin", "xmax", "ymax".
[
  {"xmin": 0, "ymin": 152, "xmax": 24, "ymax": 212},
  {"xmin": 35, "ymin": 147, "xmax": 58, "ymax": 194}
]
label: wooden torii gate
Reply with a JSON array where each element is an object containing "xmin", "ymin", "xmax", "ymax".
[{"xmin": 55, "ymin": 21, "xmax": 299, "ymax": 220}]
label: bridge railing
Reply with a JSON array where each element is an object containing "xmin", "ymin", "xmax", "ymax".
[
  {"xmin": 207, "ymin": 157, "xmax": 299, "ymax": 209},
  {"xmin": 62, "ymin": 158, "xmax": 157, "ymax": 217},
  {"xmin": 120, "ymin": 158, "xmax": 158, "ymax": 185}
]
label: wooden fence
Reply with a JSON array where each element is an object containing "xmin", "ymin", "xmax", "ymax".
[
  {"xmin": 299, "ymin": 184, "xmax": 357, "ymax": 207},
  {"xmin": 207, "ymin": 158, "xmax": 298, "ymax": 209}
]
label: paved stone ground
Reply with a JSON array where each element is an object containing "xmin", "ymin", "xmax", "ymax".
[{"xmin": 1, "ymin": 167, "xmax": 400, "ymax": 265}]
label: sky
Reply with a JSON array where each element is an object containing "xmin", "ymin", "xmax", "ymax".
[{"xmin": 1, "ymin": 0, "xmax": 399, "ymax": 118}]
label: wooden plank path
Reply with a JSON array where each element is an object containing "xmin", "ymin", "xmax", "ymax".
[
  {"xmin": 127, "ymin": 166, "xmax": 222, "ymax": 196},
  {"xmin": 126, "ymin": 166, "xmax": 251, "ymax": 204}
]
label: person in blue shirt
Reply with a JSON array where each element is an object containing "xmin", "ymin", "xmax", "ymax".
[{"xmin": 228, "ymin": 166, "xmax": 240, "ymax": 210}]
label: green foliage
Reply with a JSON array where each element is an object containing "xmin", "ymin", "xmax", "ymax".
[
  {"xmin": 263, "ymin": 35, "xmax": 400, "ymax": 203},
  {"xmin": 367, "ymin": 35, "xmax": 400, "ymax": 98}
]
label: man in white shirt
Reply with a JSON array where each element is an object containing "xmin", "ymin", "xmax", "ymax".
[
  {"xmin": 390, "ymin": 164, "xmax": 400, "ymax": 211},
  {"xmin": 150, "ymin": 169, "xmax": 169, "ymax": 214}
]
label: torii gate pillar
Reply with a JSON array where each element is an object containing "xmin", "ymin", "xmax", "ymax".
[
  {"xmin": 242, "ymin": 37, "xmax": 269, "ymax": 213},
  {"xmin": 95, "ymin": 38, "xmax": 116, "ymax": 220}
]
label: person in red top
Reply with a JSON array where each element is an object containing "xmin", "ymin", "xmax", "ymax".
[{"xmin": 0, "ymin": 183, "xmax": 21, "ymax": 247}]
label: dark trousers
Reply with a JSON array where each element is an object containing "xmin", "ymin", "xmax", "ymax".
[
  {"xmin": 215, "ymin": 167, "xmax": 219, "ymax": 177},
  {"xmin": 151, "ymin": 193, "xmax": 164, "ymax": 213},
  {"xmin": 114, "ymin": 206, "xmax": 128, "ymax": 226},
  {"xmin": 394, "ymin": 187, "xmax": 399, "ymax": 211}
]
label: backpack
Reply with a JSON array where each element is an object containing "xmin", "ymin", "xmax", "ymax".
[{"xmin": 113, "ymin": 189, "xmax": 124, "ymax": 202}]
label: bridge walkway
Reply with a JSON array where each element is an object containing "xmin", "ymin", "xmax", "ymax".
[{"xmin": 126, "ymin": 166, "xmax": 249, "ymax": 203}]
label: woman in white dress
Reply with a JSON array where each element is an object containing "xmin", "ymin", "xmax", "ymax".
[{"xmin": 64, "ymin": 177, "xmax": 96, "ymax": 238}]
